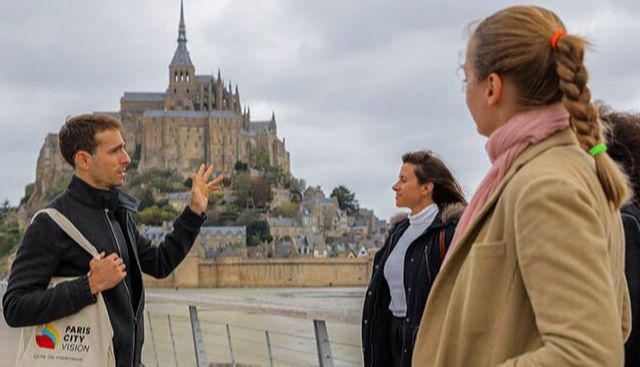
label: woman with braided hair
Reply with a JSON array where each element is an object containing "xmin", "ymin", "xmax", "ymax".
[{"xmin": 412, "ymin": 6, "xmax": 631, "ymax": 366}]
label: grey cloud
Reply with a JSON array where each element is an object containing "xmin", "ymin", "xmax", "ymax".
[{"xmin": 0, "ymin": 0, "xmax": 639, "ymax": 221}]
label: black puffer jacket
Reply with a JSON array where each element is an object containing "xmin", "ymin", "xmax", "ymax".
[
  {"xmin": 3, "ymin": 176, "xmax": 205, "ymax": 367},
  {"xmin": 623, "ymin": 202, "xmax": 640, "ymax": 367},
  {"xmin": 362, "ymin": 203, "xmax": 464, "ymax": 367}
]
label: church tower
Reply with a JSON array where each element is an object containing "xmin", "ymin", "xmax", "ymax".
[{"xmin": 165, "ymin": 0, "xmax": 196, "ymax": 110}]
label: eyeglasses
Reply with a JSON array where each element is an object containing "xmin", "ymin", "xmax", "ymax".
[
  {"xmin": 455, "ymin": 64, "xmax": 468, "ymax": 93},
  {"xmin": 456, "ymin": 48, "xmax": 469, "ymax": 93}
]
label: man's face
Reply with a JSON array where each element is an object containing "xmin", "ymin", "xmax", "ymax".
[{"xmin": 87, "ymin": 129, "xmax": 131, "ymax": 189}]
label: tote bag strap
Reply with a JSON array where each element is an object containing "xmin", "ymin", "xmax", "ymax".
[{"xmin": 33, "ymin": 208, "xmax": 100, "ymax": 258}]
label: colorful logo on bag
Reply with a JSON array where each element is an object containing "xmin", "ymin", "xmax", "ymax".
[{"xmin": 35, "ymin": 323, "xmax": 59, "ymax": 349}]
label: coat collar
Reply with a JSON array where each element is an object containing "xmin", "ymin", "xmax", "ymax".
[
  {"xmin": 441, "ymin": 128, "xmax": 578, "ymax": 271},
  {"xmin": 391, "ymin": 202, "xmax": 466, "ymax": 236},
  {"xmin": 67, "ymin": 175, "xmax": 140, "ymax": 212}
]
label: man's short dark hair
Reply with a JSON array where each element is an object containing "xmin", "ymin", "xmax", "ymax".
[{"xmin": 59, "ymin": 114, "xmax": 122, "ymax": 167}]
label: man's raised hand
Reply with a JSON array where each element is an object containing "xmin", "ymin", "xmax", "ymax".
[{"xmin": 189, "ymin": 164, "xmax": 226, "ymax": 215}]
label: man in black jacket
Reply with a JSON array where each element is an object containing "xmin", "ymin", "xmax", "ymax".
[{"xmin": 3, "ymin": 114, "xmax": 224, "ymax": 366}]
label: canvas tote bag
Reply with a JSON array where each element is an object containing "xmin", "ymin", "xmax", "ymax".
[{"xmin": 15, "ymin": 208, "xmax": 115, "ymax": 367}]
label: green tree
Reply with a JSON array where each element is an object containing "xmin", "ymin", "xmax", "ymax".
[
  {"xmin": 0, "ymin": 199, "xmax": 10, "ymax": 221},
  {"xmin": 218, "ymin": 208, "xmax": 239, "ymax": 225},
  {"xmin": 250, "ymin": 149, "xmax": 271, "ymax": 172},
  {"xmin": 234, "ymin": 160, "xmax": 249, "ymax": 172},
  {"xmin": 271, "ymin": 202, "xmax": 299, "ymax": 218},
  {"xmin": 0, "ymin": 205, "xmax": 22, "ymax": 259},
  {"xmin": 138, "ymin": 189, "xmax": 156, "ymax": 211},
  {"xmin": 136, "ymin": 204, "xmax": 178, "ymax": 225},
  {"xmin": 0, "ymin": 224, "xmax": 22, "ymax": 259},
  {"xmin": 236, "ymin": 209, "xmax": 262, "ymax": 226},
  {"xmin": 128, "ymin": 144, "xmax": 142, "ymax": 171},
  {"xmin": 246, "ymin": 220, "xmax": 272, "ymax": 247},
  {"xmin": 183, "ymin": 177, "xmax": 193, "ymax": 188},
  {"xmin": 232, "ymin": 174, "xmax": 272, "ymax": 209},
  {"xmin": 236, "ymin": 209, "xmax": 272, "ymax": 246},
  {"xmin": 232, "ymin": 173, "xmax": 252, "ymax": 208},
  {"xmin": 126, "ymin": 168, "xmax": 185, "ymax": 193},
  {"xmin": 330, "ymin": 185, "xmax": 360, "ymax": 216},
  {"xmin": 287, "ymin": 177, "xmax": 306, "ymax": 203}
]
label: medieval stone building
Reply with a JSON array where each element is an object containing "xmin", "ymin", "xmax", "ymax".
[
  {"xmin": 118, "ymin": 1, "xmax": 290, "ymax": 177},
  {"xmin": 22, "ymin": 1, "xmax": 291, "ymax": 221}
]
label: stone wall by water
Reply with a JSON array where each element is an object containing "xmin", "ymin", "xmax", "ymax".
[{"xmin": 143, "ymin": 257, "xmax": 373, "ymax": 288}]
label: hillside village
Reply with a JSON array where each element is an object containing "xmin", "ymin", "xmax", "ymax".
[{"xmin": 142, "ymin": 183, "xmax": 387, "ymax": 261}]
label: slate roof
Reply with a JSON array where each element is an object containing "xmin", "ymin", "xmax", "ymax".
[
  {"xmin": 200, "ymin": 226, "xmax": 246, "ymax": 237},
  {"xmin": 121, "ymin": 92, "xmax": 166, "ymax": 102},
  {"xmin": 143, "ymin": 110, "xmax": 240, "ymax": 119}
]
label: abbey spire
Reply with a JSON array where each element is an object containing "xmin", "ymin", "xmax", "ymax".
[
  {"xmin": 178, "ymin": 0, "xmax": 187, "ymax": 43},
  {"xmin": 170, "ymin": 0, "xmax": 194, "ymax": 68},
  {"xmin": 166, "ymin": 0, "xmax": 196, "ymax": 110}
]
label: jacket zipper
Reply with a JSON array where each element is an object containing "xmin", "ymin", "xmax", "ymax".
[
  {"xmin": 424, "ymin": 246, "xmax": 433, "ymax": 287},
  {"xmin": 104, "ymin": 208, "xmax": 137, "ymax": 367}
]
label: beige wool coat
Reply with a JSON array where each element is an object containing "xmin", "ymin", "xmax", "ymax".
[{"xmin": 412, "ymin": 128, "xmax": 631, "ymax": 367}]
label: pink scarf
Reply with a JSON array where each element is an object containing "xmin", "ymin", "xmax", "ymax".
[{"xmin": 449, "ymin": 103, "xmax": 570, "ymax": 254}]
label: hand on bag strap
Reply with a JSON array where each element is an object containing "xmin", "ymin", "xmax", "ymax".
[
  {"xmin": 33, "ymin": 208, "xmax": 100, "ymax": 258},
  {"xmin": 33, "ymin": 209, "xmax": 126, "ymax": 295}
]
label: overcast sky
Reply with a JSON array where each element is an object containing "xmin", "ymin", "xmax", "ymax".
[{"xmin": 1, "ymin": 0, "xmax": 639, "ymax": 220}]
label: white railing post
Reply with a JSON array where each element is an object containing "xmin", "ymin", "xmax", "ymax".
[
  {"xmin": 313, "ymin": 319, "xmax": 334, "ymax": 367},
  {"xmin": 189, "ymin": 305, "xmax": 209, "ymax": 367}
]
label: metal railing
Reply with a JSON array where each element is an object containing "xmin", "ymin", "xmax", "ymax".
[
  {"xmin": 143, "ymin": 293, "xmax": 363, "ymax": 367},
  {"xmin": 0, "ymin": 279, "xmax": 6, "ymax": 309}
]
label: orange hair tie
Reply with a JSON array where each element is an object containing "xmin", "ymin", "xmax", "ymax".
[{"xmin": 551, "ymin": 30, "xmax": 566, "ymax": 49}]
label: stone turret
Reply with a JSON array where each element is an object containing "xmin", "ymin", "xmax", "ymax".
[{"xmin": 215, "ymin": 69, "xmax": 223, "ymax": 110}]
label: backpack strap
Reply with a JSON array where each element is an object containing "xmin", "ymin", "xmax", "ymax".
[
  {"xmin": 33, "ymin": 208, "xmax": 100, "ymax": 258},
  {"xmin": 438, "ymin": 228, "xmax": 447, "ymax": 261}
]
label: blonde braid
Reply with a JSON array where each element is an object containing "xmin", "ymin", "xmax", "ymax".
[{"xmin": 554, "ymin": 35, "xmax": 629, "ymax": 208}]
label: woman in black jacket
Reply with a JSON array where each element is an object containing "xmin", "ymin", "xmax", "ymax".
[
  {"xmin": 362, "ymin": 150, "xmax": 466, "ymax": 367},
  {"xmin": 600, "ymin": 105, "xmax": 640, "ymax": 367}
]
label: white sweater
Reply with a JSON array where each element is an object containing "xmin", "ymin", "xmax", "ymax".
[{"xmin": 383, "ymin": 204, "xmax": 438, "ymax": 317}]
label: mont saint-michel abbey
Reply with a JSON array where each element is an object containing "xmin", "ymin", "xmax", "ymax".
[{"xmin": 118, "ymin": 2, "xmax": 289, "ymax": 177}]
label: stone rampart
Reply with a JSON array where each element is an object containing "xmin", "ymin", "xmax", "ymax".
[{"xmin": 143, "ymin": 257, "xmax": 373, "ymax": 288}]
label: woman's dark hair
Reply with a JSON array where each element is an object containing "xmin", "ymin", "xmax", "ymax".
[
  {"xmin": 402, "ymin": 150, "xmax": 467, "ymax": 208},
  {"xmin": 599, "ymin": 104, "xmax": 640, "ymax": 206}
]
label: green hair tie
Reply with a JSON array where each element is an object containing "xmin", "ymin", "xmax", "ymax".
[{"xmin": 589, "ymin": 144, "xmax": 607, "ymax": 156}]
